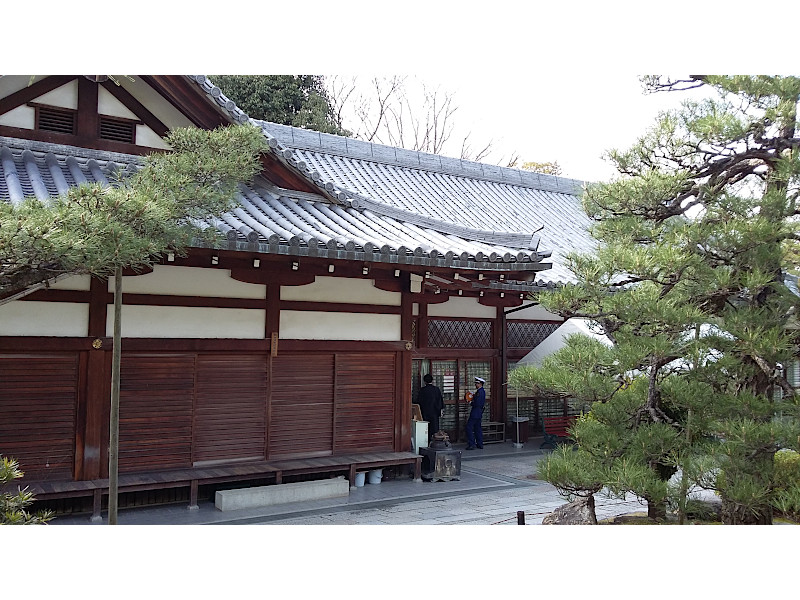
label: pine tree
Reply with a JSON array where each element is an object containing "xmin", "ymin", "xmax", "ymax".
[
  {"xmin": 1, "ymin": 124, "xmax": 266, "ymax": 302},
  {"xmin": 511, "ymin": 76, "xmax": 800, "ymax": 524}
]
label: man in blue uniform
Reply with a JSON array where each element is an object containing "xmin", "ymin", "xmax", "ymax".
[{"xmin": 465, "ymin": 377, "xmax": 486, "ymax": 450}]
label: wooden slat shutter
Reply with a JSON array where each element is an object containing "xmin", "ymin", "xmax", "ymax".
[
  {"xmin": 334, "ymin": 353, "xmax": 395, "ymax": 453},
  {"xmin": 193, "ymin": 355, "xmax": 267, "ymax": 465},
  {"xmin": 119, "ymin": 354, "xmax": 194, "ymax": 472},
  {"xmin": 0, "ymin": 354, "xmax": 78, "ymax": 480},
  {"xmin": 269, "ymin": 353, "xmax": 334, "ymax": 459}
]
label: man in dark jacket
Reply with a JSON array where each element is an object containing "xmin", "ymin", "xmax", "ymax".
[
  {"xmin": 465, "ymin": 377, "xmax": 486, "ymax": 450},
  {"xmin": 415, "ymin": 373, "xmax": 444, "ymax": 441}
]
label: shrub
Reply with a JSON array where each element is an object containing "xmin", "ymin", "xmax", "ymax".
[{"xmin": 1, "ymin": 456, "xmax": 54, "ymax": 525}]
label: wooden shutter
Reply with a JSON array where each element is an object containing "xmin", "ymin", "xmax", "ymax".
[
  {"xmin": 0, "ymin": 354, "xmax": 79, "ymax": 480},
  {"xmin": 193, "ymin": 355, "xmax": 267, "ymax": 466},
  {"xmin": 269, "ymin": 353, "xmax": 334, "ymax": 459},
  {"xmin": 334, "ymin": 353, "xmax": 395, "ymax": 453},
  {"xmin": 119, "ymin": 354, "xmax": 194, "ymax": 472}
]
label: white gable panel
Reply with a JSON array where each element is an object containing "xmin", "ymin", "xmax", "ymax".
[
  {"xmin": 136, "ymin": 125, "xmax": 170, "ymax": 149},
  {"xmin": 0, "ymin": 76, "xmax": 40, "ymax": 98},
  {"xmin": 97, "ymin": 87, "xmax": 138, "ymax": 120},
  {"xmin": 119, "ymin": 77, "xmax": 195, "ymax": 130},
  {"xmin": 35, "ymin": 80, "xmax": 78, "ymax": 110},
  {"xmin": 0, "ymin": 105, "xmax": 34, "ymax": 129},
  {"xmin": 280, "ymin": 311, "xmax": 400, "ymax": 341},
  {"xmin": 109, "ymin": 305, "xmax": 265, "ymax": 338},
  {"xmin": 0, "ymin": 301, "xmax": 88, "ymax": 336}
]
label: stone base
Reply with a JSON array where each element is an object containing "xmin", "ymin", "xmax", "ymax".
[
  {"xmin": 542, "ymin": 495, "xmax": 597, "ymax": 525},
  {"xmin": 215, "ymin": 477, "xmax": 350, "ymax": 511}
]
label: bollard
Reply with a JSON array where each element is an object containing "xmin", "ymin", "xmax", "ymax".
[{"xmin": 517, "ymin": 510, "xmax": 525, "ymax": 525}]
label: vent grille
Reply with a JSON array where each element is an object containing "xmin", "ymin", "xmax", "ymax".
[
  {"xmin": 507, "ymin": 321, "xmax": 563, "ymax": 348},
  {"xmin": 38, "ymin": 106, "xmax": 76, "ymax": 135},
  {"xmin": 428, "ymin": 319, "xmax": 492, "ymax": 348},
  {"xmin": 100, "ymin": 117, "xmax": 136, "ymax": 143}
]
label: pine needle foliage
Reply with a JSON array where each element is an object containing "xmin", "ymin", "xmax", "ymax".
[
  {"xmin": 510, "ymin": 76, "xmax": 800, "ymax": 524},
  {"xmin": 0, "ymin": 124, "xmax": 267, "ymax": 301},
  {"xmin": 1, "ymin": 456, "xmax": 53, "ymax": 525}
]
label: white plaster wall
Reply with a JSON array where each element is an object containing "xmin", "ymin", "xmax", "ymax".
[
  {"xmin": 108, "ymin": 305, "xmax": 265, "ymax": 338},
  {"xmin": 280, "ymin": 311, "xmax": 401, "ymax": 341},
  {"xmin": 50, "ymin": 274, "xmax": 92, "ymax": 291},
  {"xmin": 135, "ymin": 125, "xmax": 170, "ymax": 149},
  {"xmin": 0, "ymin": 301, "xmax": 88, "ymax": 336},
  {"xmin": 427, "ymin": 296, "xmax": 497, "ymax": 319},
  {"xmin": 0, "ymin": 76, "xmax": 35, "ymax": 98},
  {"xmin": 506, "ymin": 304, "xmax": 563, "ymax": 321},
  {"xmin": 109, "ymin": 266, "xmax": 265, "ymax": 299},
  {"xmin": 35, "ymin": 81, "xmax": 78, "ymax": 110},
  {"xmin": 281, "ymin": 276, "xmax": 400, "ymax": 306},
  {"xmin": 0, "ymin": 105, "xmax": 34, "ymax": 129},
  {"xmin": 97, "ymin": 87, "xmax": 137, "ymax": 120}
]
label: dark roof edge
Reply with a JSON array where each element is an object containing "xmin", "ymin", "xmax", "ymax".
[
  {"xmin": 0, "ymin": 136, "xmax": 143, "ymax": 164},
  {"xmin": 259, "ymin": 120, "xmax": 587, "ymax": 196},
  {"xmin": 204, "ymin": 237, "xmax": 553, "ymax": 273}
]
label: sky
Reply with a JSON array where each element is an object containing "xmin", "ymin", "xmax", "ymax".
[
  {"xmin": 354, "ymin": 72, "xmax": 711, "ymax": 182},
  {"xmin": 11, "ymin": 1, "xmax": 796, "ymax": 187}
]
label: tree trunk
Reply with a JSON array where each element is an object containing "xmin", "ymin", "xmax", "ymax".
[
  {"xmin": 647, "ymin": 499, "xmax": 668, "ymax": 521},
  {"xmin": 720, "ymin": 498, "xmax": 773, "ymax": 525},
  {"xmin": 108, "ymin": 267, "xmax": 122, "ymax": 525}
]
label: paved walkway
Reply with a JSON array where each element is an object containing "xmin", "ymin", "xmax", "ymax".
[{"xmin": 52, "ymin": 437, "xmax": 648, "ymax": 525}]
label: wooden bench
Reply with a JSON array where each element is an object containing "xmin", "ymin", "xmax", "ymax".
[
  {"xmin": 540, "ymin": 415, "xmax": 578, "ymax": 449},
  {"xmin": 5, "ymin": 451, "xmax": 422, "ymax": 521}
]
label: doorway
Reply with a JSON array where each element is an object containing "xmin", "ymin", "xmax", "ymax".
[{"xmin": 412, "ymin": 358, "xmax": 491, "ymax": 442}]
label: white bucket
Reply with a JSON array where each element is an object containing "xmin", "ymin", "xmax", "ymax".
[
  {"xmin": 367, "ymin": 469, "xmax": 383, "ymax": 484},
  {"xmin": 354, "ymin": 472, "xmax": 366, "ymax": 487}
]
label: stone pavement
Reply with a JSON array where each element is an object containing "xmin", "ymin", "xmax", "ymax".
[{"xmin": 51, "ymin": 437, "xmax": 647, "ymax": 526}]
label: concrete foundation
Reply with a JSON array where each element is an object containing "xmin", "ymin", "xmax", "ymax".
[{"xmin": 215, "ymin": 477, "xmax": 350, "ymax": 511}]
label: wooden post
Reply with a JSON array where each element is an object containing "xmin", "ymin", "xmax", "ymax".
[
  {"xmin": 517, "ymin": 510, "xmax": 525, "ymax": 525},
  {"xmin": 108, "ymin": 266, "xmax": 122, "ymax": 525}
]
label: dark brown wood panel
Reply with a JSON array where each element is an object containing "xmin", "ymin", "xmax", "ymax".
[
  {"xmin": 334, "ymin": 353, "xmax": 395, "ymax": 453},
  {"xmin": 0, "ymin": 353, "xmax": 79, "ymax": 480},
  {"xmin": 269, "ymin": 354, "xmax": 334, "ymax": 458},
  {"xmin": 118, "ymin": 354, "xmax": 195, "ymax": 472},
  {"xmin": 193, "ymin": 355, "xmax": 267, "ymax": 465}
]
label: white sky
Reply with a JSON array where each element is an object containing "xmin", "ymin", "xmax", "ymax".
[
  {"xmin": 11, "ymin": 1, "xmax": 797, "ymax": 185},
  {"xmin": 352, "ymin": 72, "xmax": 711, "ymax": 182}
]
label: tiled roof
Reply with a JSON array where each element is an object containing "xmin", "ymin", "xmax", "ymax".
[
  {"xmin": 0, "ymin": 136, "xmax": 554, "ymax": 277},
  {"xmin": 256, "ymin": 123, "xmax": 595, "ymax": 284},
  {"xmin": 189, "ymin": 75, "xmax": 595, "ymax": 283}
]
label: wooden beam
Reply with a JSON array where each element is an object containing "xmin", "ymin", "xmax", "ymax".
[
  {"xmin": 100, "ymin": 79, "xmax": 170, "ymax": 137},
  {"xmin": 0, "ymin": 75, "xmax": 76, "ymax": 116},
  {"xmin": 76, "ymin": 77, "xmax": 99, "ymax": 140},
  {"xmin": 140, "ymin": 75, "xmax": 229, "ymax": 129}
]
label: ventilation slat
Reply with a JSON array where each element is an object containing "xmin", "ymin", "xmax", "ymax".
[
  {"xmin": 38, "ymin": 106, "xmax": 76, "ymax": 135},
  {"xmin": 99, "ymin": 117, "xmax": 136, "ymax": 143}
]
